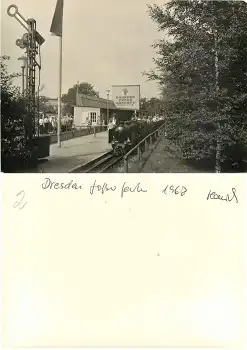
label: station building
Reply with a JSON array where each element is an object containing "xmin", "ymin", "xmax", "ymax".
[
  {"xmin": 73, "ymin": 93, "xmax": 146, "ymax": 126},
  {"xmin": 44, "ymin": 91, "xmax": 150, "ymax": 127}
]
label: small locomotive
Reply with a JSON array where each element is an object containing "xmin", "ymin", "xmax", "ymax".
[{"xmin": 110, "ymin": 118, "xmax": 164, "ymax": 155}]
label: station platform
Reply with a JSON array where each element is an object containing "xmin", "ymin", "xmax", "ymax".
[{"xmin": 37, "ymin": 131, "xmax": 111, "ymax": 173}]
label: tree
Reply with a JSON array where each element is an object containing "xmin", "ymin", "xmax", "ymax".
[
  {"xmin": 61, "ymin": 82, "xmax": 99, "ymax": 107},
  {"xmin": 146, "ymin": 0, "xmax": 247, "ymax": 171},
  {"xmin": 38, "ymin": 96, "xmax": 57, "ymax": 114},
  {"xmin": 140, "ymin": 97, "xmax": 148, "ymax": 110},
  {"xmin": 1, "ymin": 55, "xmax": 33, "ymax": 172},
  {"xmin": 140, "ymin": 96, "xmax": 163, "ymax": 114}
]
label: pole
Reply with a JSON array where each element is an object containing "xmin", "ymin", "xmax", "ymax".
[
  {"xmin": 76, "ymin": 80, "xmax": 79, "ymax": 105},
  {"xmin": 107, "ymin": 94, "xmax": 109, "ymax": 124},
  {"xmin": 25, "ymin": 56, "xmax": 28, "ymax": 95},
  {"xmin": 57, "ymin": 35, "xmax": 63, "ymax": 148},
  {"xmin": 124, "ymin": 157, "xmax": 128, "ymax": 173},
  {"xmin": 21, "ymin": 66, "xmax": 25, "ymax": 133},
  {"xmin": 214, "ymin": 28, "xmax": 221, "ymax": 173},
  {"xmin": 22, "ymin": 66, "xmax": 25, "ymax": 97}
]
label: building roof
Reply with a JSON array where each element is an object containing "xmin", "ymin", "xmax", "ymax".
[{"xmin": 76, "ymin": 93, "xmax": 117, "ymax": 109}]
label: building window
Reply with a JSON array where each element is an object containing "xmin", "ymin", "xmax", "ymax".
[{"xmin": 90, "ymin": 112, "xmax": 97, "ymax": 123}]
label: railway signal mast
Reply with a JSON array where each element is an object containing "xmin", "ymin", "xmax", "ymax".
[{"xmin": 7, "ymin": 4, "xmax": 45, "ymax": 142}]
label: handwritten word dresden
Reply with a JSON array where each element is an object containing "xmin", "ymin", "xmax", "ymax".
[
  {"xmin": 207, "ymin": 188, "xmax": 238, "ymax": 203},
  {"xmin": 13, "ymin": 190, "xmax": 27, "ymax": 209},
  {"xmin": 42, "ymin": 177, "xmax": 83, "ymax": 190},
  {"xmin": 162, "ymin": 185, "xmax": 187, "ymax": 196},
  {"xmin": 121, "ymin": 182, "xmax": 147, "ymax": 198}
]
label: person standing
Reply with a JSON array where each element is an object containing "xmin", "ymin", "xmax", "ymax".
[
  {"xmin": 48, "ymin": 115, "xmax": 53, "ymax": 133},
  {"xmin": 69, "ymin": 114, "xmax": 74, "ymax": 130},
  {"xmin": 51, "ymin": 116, "xmax": 56, "ymax": 133},
  {"xmin": 39, "ymin": 117, "xmax": 44, "ymax": 135},
  {"xmin": 87, "ymin": 118, "xmax": 92, "ymax": 134},
  {"xmin": 39, "ymin": 117, "xmax": 44, "ymax": 134},
  {"xmin": 112, "ymin": 116, "xmax": 117, "ymax": 126},
  {"xmin": 44, "ymin": 115, "xmax": 49, "ymax": 134},
  {"xmin": 108, "ymin": 118, "xmax": 115, "ymax": 143}
]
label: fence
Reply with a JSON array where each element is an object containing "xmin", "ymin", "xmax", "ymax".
[
  {"xmin": 123, "ymin": 123, "xmax": 166, "ymax": 173},
  {"xmin": 49, "ymin": 125, "xmax": 108, "ymax": 144}
]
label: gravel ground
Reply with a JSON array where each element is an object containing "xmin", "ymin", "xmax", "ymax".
[
  {"xmin": 107, "ymin": 155, "xmax": 138, "ymax": 173},
  {"xmin": 141, "ymin": 136, "xmax": 205, "ymax": 173}
]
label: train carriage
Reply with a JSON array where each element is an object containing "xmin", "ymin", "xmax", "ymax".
[{"xmin": 110, "ymin": 117, "xmax": 164, "ymax": 155}]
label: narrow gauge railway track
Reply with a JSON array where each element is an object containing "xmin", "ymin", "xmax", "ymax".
[
  {"xmin": 71, "ymin": 124, "xmax": 164, "ymax": 173},
  {"xmin": 77, "ymin": 151, "xmax": 123, "ymax": 173}
]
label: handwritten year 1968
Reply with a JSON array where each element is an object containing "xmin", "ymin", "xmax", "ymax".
[{"xmin": 162, "ymin": 185, "xmax": 188, "ymax": 197}]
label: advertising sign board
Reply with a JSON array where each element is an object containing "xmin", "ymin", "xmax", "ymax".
[{"xmin": 112, "ymin": 85, "xmax": 140, "ymax": 110}]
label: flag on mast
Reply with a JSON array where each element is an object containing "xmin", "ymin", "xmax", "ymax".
[
  {"xmin": 50, "ymin": 0, "xmax": 64, "ymax": 36},
  {"xmin": 50, "ymin": 0, "xmax": 64, "ymax": 147}
]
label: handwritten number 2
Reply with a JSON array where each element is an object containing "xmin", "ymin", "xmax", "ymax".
[{"xmin": 13, "ymin": 191, "xmax": 27, "ymax": 209}]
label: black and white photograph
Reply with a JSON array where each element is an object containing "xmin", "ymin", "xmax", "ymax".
[
  {"xmin": 1, "ymin": 0, "xmax": 247, "ymax": 173},
  {"xmin": 1, "ymin": 2, "xmax": 246, "ymax": 348}
]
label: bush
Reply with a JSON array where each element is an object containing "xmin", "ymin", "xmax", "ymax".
[{"xmin": 1, "ymin": 56, "xmax": 36, "ymax": 172}]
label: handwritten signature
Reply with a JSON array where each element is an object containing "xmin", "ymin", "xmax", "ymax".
[{"xmin": 207, "ymin": 188, "xmax": 238, "ymax": 204}]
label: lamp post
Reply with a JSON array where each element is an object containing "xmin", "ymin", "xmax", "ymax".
[
  {"xmin": 76, "ymin": 81, "xmax": 79, "ymax": 105},
  {"xmin": 18, "ymin": 55, "xmax": 27, "ymax": 97},
  {"xmin": 106, "ymin": 89, "xmax": 110, "ymax": 124}
]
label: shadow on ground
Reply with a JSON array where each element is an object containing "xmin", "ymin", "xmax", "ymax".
[
  {"xmin": 184, "ymin": 143, "xmax": 247, "ymax": 173},
  {"xmin": 141, "ymin": 137, "xmax": 247, "ymax": 173}
]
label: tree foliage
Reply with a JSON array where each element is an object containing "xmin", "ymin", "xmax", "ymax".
[
  {"xmin": 62, "ymin": 82, "xmax": 99, "ymax": 106},
  {"xmin": 38, "ymin": 96, "xmax": 58, "ymax": 114},
  {"xmin": 61, "ymin": 82, "xmax": 99, "ymax": 115},
  {"xmin": 146, "ymin": 0, "xmax": 247, "ymax": 171},
  {"xmin": 140, "ymin": 96, "xmax": 163, "ymax": 114},
  {"xmin": 1, "ymin": 56, "xmax": 33, "ymax": 172}
]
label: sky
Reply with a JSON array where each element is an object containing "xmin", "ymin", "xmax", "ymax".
[{"xmin": 1, "ymin": 0, "xmax": 166, "ymax": 100}]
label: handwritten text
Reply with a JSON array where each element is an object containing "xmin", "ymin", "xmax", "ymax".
[
  {"xmin": 121, "ymin": 182, "xmax": 147, "ymax": 198},
  {"xmin": 13, "ymin": 190, "xmax": 27, "ymax": 209},
  {"xmin": 42, "ymin": 177, "xmax": 83, "ymax": 190},
  {"xmin": 90, "ymin": 180, "xmax": 117, "ymax": 195},
  {"xmin": 162, "ymin": 185, "xmax": 188, "ymax": 197},
  {"xmin": 207, "ymin": 187, "xmax": 238, "ymax": 203}
]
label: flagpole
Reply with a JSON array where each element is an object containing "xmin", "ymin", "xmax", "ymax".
[{"xmin": 57, "ymin": 35, "xmax": 62, "ymax": 147}]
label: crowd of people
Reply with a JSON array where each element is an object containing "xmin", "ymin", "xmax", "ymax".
[
  {"xmin": 132, "ymin": 115, "xmax": 165, "ymax": 123},
  {"xmin": 38, "ymin": 113, "xmax": 164, "ymax": 136},
  {"xmin": 38, "ymin": 114, "xmax": 108, "ymax": 135},
  {"xmin": 38, "ymin": 114, "xmax": 74, "ymax": 134}
]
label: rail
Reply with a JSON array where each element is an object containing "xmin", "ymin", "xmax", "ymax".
[{"xmin": 123, "ymin": 122, "xmax": 166, "ymax": 173}]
